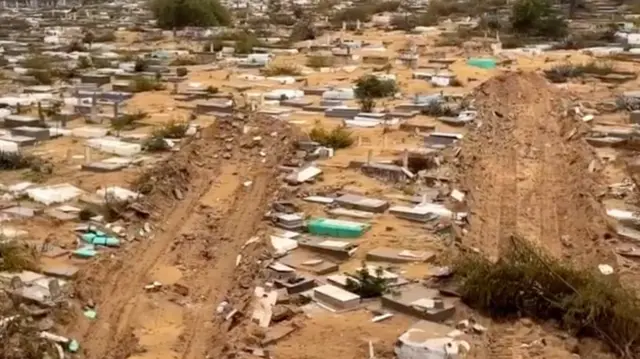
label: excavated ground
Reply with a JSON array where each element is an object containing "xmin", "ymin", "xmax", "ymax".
[
  {"xmin": 457, "ymin": 72, "xmax": 613, "ymax": 262},
  {"xmin": 69, "ymin": 115, "xmax": 298, "ymax": 359},
  {"xmin": 457, "ymin": 72, "xmax": 619, "ymax": 359}
]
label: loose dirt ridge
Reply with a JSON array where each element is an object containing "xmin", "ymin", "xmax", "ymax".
[
  {"xmin": 458, "ymin": 72, "xmax": 612, "ymax": 265},
  {"xmin": 458, "ymin": 72, "xmax": 618, "ymax": 359},
  {"xmin": 70, "ymin": 115, "xmax": 296, "ymax": 359}
]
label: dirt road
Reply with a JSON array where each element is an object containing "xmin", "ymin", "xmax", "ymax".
[
  {"xmin": 458, "ymin": 72, "xmax": 612, "ymax": 263},
  {"xmin": 70, "ymin": 116, "xmax": 296, "ymax": 359}
]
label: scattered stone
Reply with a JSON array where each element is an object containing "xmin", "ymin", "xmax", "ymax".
[{"xmin": 173, "ymin": 188, "xmax": 184, "ymax": 200}]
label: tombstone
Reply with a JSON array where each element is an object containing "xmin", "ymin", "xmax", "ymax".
[{"xmin": 48, "ymin": 279, "xmax": 61, "ymax": 300}]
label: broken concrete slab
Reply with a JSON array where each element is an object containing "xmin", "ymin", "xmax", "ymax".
[
  {"xmin": 27, "ymin": 184, "xmax": 84, "ymax": 206},
  {"xmin": 252, "ymin": 287, "xmax": 278, "ymax": 328},
  {"xmin": 395, "ymin": 320, "xmax": 469, "ymax": 359},
  {"xmin": 297, "ymin": 237, "xmax": 358, "ymax": 260},
  {"xmin": 381, "ymin": 283, "xmax": 456, "ymax": 322},
  {"xmin": 278, "ymin": 251, "xmax": 339, "ymax": 275},
  {"xmin": 285, "ymin": 165, "xmax": 322, "ymax": 184},
  {"xmin": 274, "ymin": 276, "xmax": 317, "ymax": 294},
  {"xmin": 2, "ymin": 206, "xmax": 37, "ymax": 218},
  {"xmin": 261, "ymin": 323, "xmax": 298, "ymax": 345},
  {"xmin": 366, "ymin": 247, "xmax": 435, "ymax": 263},
  {"xmin": 41, "ymin": 265, "xmax": 80, "ymax": 279},
  {"xmin": 314, "ymin": 284, "xmax": 361, "ymax": 311},
  {"xmin": 335, "ymin": 193, "xmax": 389, "ymax": 213},
  {"xmin": 327, "ymin": 207, "xmax": 375, "ymax": 219}
]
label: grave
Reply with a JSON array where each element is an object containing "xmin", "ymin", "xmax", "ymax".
[
  {"xmin": 278, "ymin": 251, "xmax": 339, "ymax": 275},
  {"xmin": 389, "ymin": 205, "xmax": 438, "ymax": 223},
  {"xmin": 297, "ymin": 236, "xmax": 358, "ymax": 260},
  {"xmin": 381, "ymin": 283, "xmax": 456, "ymax": 322},
  {"xmin": 82, "ymin": 161, "xmax": 128, "ymax": 172},
  {"xmin": 86, "ymin": 138, "xmax": 142, "ymax": 156},
  {"xmin": 11, "ymin": 126, "xmax": 50, "ymax": 141},
  {"xmin": 272, "ymin": 213, "xmax": 305, "ymax": 230},
  {"xmin": 0, "ymin": 134, "xmax": 36, "ymax": 147},
  {"xmin": 367, "ymin": 247, "xmax": 435, "ymax": 263},
  {"xmin": 42, "ymin": 264, "xmax": 80, "ymax": 279},
  {"xmin": 335, "ymin": 193, "xmax": 389, "ymax": 213},
  {"xmin": 313, "ymin": 284, "xmax": 361, "ymax": 311},
  {"xmin": 274, "ymin": 276, "xmax": 317, "ymax": 294},
  {"xmin": 80, "ymin": 73, "xmax": 111, "ymax": 86},
  {"xmin": 4, "ymin": 115, "xmax": 42, "ymax": 128},
  {"xmin": 72, "ymin": 126, "xmax": 109, "ymax": 138}
]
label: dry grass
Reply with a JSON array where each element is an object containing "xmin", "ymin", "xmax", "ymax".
[{"xmin": 453, "ymin": 236, "xmax": 640, "ymax": 358}]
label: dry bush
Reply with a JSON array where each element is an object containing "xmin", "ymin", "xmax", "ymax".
[
  {"xmin": 261, "ymin": 63, "xmax": 302, "ymax": 76},
  {"xmin": 0, "ymin": 241, "xmax": 37, "ymax": 272},
  {"xmin": 308, "ymin": 124, "xmax": 354, "ymax": 149},
  {"xmin": 454, "ymin": 236, "xmax": 640, "ymax": 358}
]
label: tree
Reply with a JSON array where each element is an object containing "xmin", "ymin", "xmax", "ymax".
[
  {"xmin": 510, "ymin": 0, "xmax": 567, "ymax": 39},
  {"xmin": 354, "ymin": 75, "xmax": 397, "ymax": 112},
  {"xmin": 150, "ymin": 0, "xmax": 232, "ymax": 34}
]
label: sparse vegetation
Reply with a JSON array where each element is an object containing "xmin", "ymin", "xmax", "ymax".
[
  {"xmin": 91, "ymin": 57, "xmax": 114, "ymax": 68},
  {"xmin": 544, "ymin": 61, "xmax": 614, "ymax": 83},
  {"xmin": 421, "ymin": 101, "xmax": 457, "ymax": 116},
  {"xmin": 170, "ymin": 57, "xmax": 198, "ymax": 66},
  {"xmin": 111, "ymin": 111, "xmax": 148, "ymax": 135},
  {"xmin": 0, "ymin": 241, "xmax": 37, "ymax": 272},
  {"xmin": 454, "ymin": 236, "xmax": 640, "ymax": 359},
  {"xmin": 261, "ymin": 63, "xmax": 302, "ymax": 76},
  {"xmin": 308, "ymin": 124, "xmax": 354, "ymax": 149},
  {"xmin": 205, "ymin": 85, "xmax": 218, "ymax": 94},
  {"xmin": 510, "ymin": 0, "xmax": 568, "ymax": 39},
  {"xmin": 345, "ymin": 263, "xmax": 391, "ymax": 298},
  {"xmin": 28, "ymin": 70, "xmax": 54, "ymax": 85},
  {"xmin": 0, "ymin": 153, "xmax": 39, "ymax": 172},
  {"xmin": 94, "ymin": 31, "xmax": 117, "ymax": 43},
  {"xmin": 306, "ymin": 55, "xmax": 335, "ymax": 69},
  {"xmin": 67, "ymin": 40, "xmax": 87, "ymax": 53},
  {"xmin": 354, "ymin": 74, "xmax": 398, "ymax": 112},
  {"xmin": 130, "ymin": 76, "xmax": 165, "ymax": 93},
  {"xmin": 153, "ymin": 120, "xmax": 189, "ymax": 139}
]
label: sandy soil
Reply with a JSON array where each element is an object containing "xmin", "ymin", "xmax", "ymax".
[{"xmin": 66, "ymin": 115, "xmax": 298, "ymax": 359}]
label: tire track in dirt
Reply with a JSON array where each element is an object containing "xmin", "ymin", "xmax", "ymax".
[
  {"xmin": 70, "ymin": 117, "xmax": 296, "ymax": 359},
  {"xmin": 72, "ymin": 139, "xmax": 218, "ymax": 359},
  {"xmin": 458, "ymin": 72, "xmax": 611, "ymax": 264}
]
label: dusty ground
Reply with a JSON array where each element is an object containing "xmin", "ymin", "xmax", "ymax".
[
  {"xmin": 5, "ymin": 26, "xmax": 640, "ymax": 359},
  {"xmin": 65, "ymin": 115, "xmax": 298, "ymax": 359}
]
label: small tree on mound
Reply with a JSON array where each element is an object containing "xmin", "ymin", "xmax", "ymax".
[
  {"xmin": 354, "ymin": 74, "xmax": 397, "ymax": 112},
  {"xmin": 150, "ymin": 0, "xmax": 232, "ymax": 34}
]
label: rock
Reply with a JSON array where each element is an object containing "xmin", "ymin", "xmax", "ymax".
[
  {"xmin": 520, "ymin": 318, "xmax": 533, "ymax": 327},
  {"xmin": 271, "ymin": 305, "xmax": 295, "ymax": 323},
  {"xmin": 173, "ymin": 188, "xmax": 184, "ymax": 200},
  {"xmin": 173, "ymin": 283, "xmax": 189, "ymax": 296}
]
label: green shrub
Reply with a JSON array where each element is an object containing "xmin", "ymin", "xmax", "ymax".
[
  {"xmin": 22, "ymin": 56, "xmax": 53, "ymax": 70},
  {"xmin": 454, "ymin": 236, "xmax": 640, "ymax": 359},
  {"xmin": 345, "ymin": 263, "xmax": 391, "ymax": 298},
  {"xmin": 354, "ymin": 74, "xmax": 397, "ymax": 112},
  {"xmin": 91, "ymin": 57, "xmax": 114, "ymax": 68},
  {"xmin": 111, "ymin": 110, "xmax": 148, "ymax": 134},
  {"xmin": 308, "ymin": 124, "xmax": 354, "ymax": 149},
  {"xmin": 510, "ymin": 0, "xmax": 568, "ymax": 39},
  {"xmin": 421, "ymin": 101, "xmax": 456, "ymax": 116}
]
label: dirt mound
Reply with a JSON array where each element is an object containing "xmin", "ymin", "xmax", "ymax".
[
  {"xmin": 70, "ymin": 114, "xmax": 300, "ymax": 359},
  {"xmin": 456, "ymin": 72, "xmax": 612, "ymax": 263}
]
